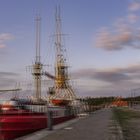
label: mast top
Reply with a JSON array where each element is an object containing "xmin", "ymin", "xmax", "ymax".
[{"xmin": 35, "ymin": 15, "xmax": 41, "ymax": 64}]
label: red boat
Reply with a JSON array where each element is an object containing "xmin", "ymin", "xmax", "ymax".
[
  {"xmin": 0, "ymin": 100, "xmax": 75, "ymax": 140},
  {"xmin": 0, "ymin": 7, "xmax": 77, "ymax": 140}
]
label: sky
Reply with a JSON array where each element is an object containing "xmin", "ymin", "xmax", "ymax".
[{"xmin": 1, "ymin": 0, "xmax": 140, "ymax": 98}]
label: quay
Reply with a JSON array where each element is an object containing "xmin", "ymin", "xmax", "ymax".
[{"xmin": 16, "ymin": 108, "xmax": 114, "ymax": 140}]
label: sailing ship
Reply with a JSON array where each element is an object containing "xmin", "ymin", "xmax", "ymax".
[{"xmin": 0, "ymin": 8, "xmax": 77, "ymax": 140}]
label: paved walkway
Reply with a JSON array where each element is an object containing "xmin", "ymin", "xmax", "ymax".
[
  {"xmin": 41, "ymin": 108, "xmax": 112, "ymax": 140},
  {"xmin": 16, "ymin": 118, "xmax": 80, "ymax": 140}
]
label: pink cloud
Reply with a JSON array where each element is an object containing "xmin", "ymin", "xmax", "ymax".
[
  {"xmin": 95, "ymin": 25, "xmax": 133, "ymax": 51},
  {"xmin": 0, "ymin": 44, "xmax": 6, "ymax": 48},
  {"xmin": 0, "ymin": 33, "xmax": 14, "ymax": 42},
  {"xmin": 128, "ymin": 14, "xmax": 139, "ymax": 23},
  {"xmin": 129, "ymin": 2, "xmax": 140, "ymax": 11},
  {"xmin": 94, "ymin": 1, "xmax": 140, "ymax": 51},
  {"xmin": 0, "ymin": 33, "xmax": 14, "ymax": 48}
]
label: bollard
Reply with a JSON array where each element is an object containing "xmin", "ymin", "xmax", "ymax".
[{"xmin": 47, "ymin": 110, "xmax": 53, "ymax": 130}]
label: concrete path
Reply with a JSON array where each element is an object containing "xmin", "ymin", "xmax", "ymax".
[
  {"xmin": 41, "ymin": 108, "xmax": 112, "ymax": 140},
  {"xmin": 16, "ymin": 118, "xmax": 80, "ymax": 140}
]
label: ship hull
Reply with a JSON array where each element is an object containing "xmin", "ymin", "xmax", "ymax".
[{"xmin": 0, "ymin": 112, "xmax": 75, "ymax": 140}]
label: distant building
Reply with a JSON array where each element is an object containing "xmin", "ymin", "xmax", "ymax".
[{"xmin": 110, "ymin": 97, "xmax": 128, "ymax": 107}]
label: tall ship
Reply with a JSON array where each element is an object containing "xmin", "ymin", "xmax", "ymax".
[{"xmin": 0, "ymin": 8, "xmax": 77, "ymax": 140}]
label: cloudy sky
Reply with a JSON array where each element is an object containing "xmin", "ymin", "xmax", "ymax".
[{"xmin": 0, "ymin": 0, "xmax": 140, "ymax": 98}]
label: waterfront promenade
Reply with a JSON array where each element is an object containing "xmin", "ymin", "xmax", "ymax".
[{"xmin": 17, "ymin": 108, "xmax": 115, "ymax": 140}]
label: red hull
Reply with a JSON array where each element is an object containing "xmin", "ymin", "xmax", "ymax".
[
  {"xmin": 52, "ymin": 99, "xmax": 70, "ymax": 106},
  {"xmin": 0, "ymin": 113, "xmax": 75, "ymax": 140}
]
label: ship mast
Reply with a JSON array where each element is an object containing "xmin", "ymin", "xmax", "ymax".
[
  {"xmin": 47, "ymin": 7, "xmax": 76, "ymax": 104},
  {"xmin": 32, "ymin": 16, "xmax": 42, "ymax": 101},
  {"xmin": 55, "ymin": 7, "xmax": 68, "ymax": 89}
]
